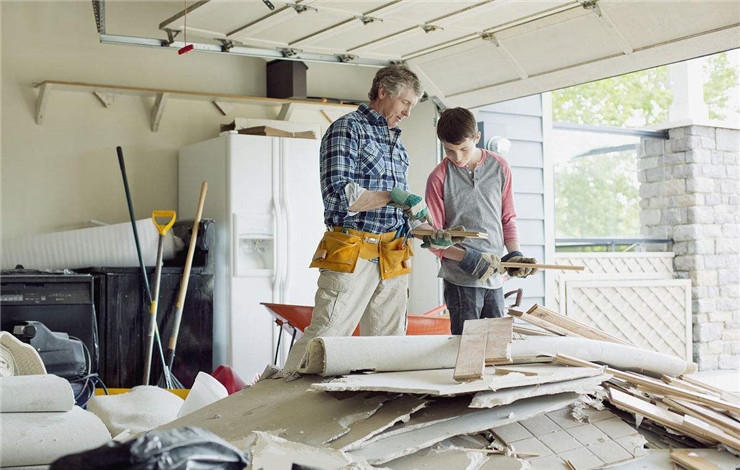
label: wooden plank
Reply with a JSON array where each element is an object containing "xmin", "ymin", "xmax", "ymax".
[
  {"xmin": 607, "ymin": 387, "xmax": 716, "ymax": 445},
  {"xmin": 508, "ymin": 309, "xmax": 575, "ymax": 337},
  {"xmin": 555, "ymin": 354, "xmax": 740, "ymax": 414},
  {"xmin": 453, "ymin": 319, "xmax": 488, "ymax": 382},
  {"xmin": 501, "ymin": 261, "xmax": 584, "ymax": 271},
  {"xmin": 662, "ymin": 397, "xmax": 740, "ymax": 439},
  {"xmin": 527, "ymin": 304, "xmax": 630, "ymax": 345},
  {"xmin": 411, "ymin": 228, "xmax": 488, "ymax": 239},
  {"xmin": 670, "ymin": 449, "xmax": 725, "ymax": 470},
  {"xmin": 679, "ymin": 374, "xmax": 740, "ymax": 405},
  {"xmin": 484, "ymin": 317, "xmax": 513, "ymax": 365},
  {"xmin": 662, "ymin": 375, "xmax": 723, "ymax": 397},
  {"xmin": 681, "ymin": 414, "xmax": 740, "ymax": 451}
]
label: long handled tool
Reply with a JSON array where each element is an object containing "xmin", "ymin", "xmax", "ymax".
[
  {"xmin": 116, "ymin": 146, "xmax": 172, "ymax": 387},
  {"xmin": 143, "ymin": 210, "xmax": 176, "ymax": 385},
  {"xmin": 161, "ymin": 181, "xmax": 207, "ymax": 387}
]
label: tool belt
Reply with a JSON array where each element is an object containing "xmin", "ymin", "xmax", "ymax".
[{"xmin": 309, "ymin": 227, "xmax": 413, "ymax": 280}]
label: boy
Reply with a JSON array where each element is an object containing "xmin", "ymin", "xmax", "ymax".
[{"xmin": 423, "ymin": 107, "xmax": 538, "ymax": 335}]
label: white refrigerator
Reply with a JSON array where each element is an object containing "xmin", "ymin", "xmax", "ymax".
[{"xmin": 178, "ymin": 133, "xmax": 325, "ymax": 381}]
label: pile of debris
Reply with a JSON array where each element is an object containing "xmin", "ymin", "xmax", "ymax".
[{"xmin": 157, "ymin": 305, "xmax": 739, "ymax": 469}]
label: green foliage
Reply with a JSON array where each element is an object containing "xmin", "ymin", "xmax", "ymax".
[
  {"xmin": 554, "ymin": 150, "xmax": 640, "ymax": 238},
  {"xmin": 705, "ymin": 52, "xmax": 740, "ymax": 121},
  {"xmin": 552, "ymin": 67, "xmax": 672, "ymax": 127}
]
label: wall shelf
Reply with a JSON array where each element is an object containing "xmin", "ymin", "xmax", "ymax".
[{"xmin": 33, "ymin": 80, "xmax": 356, "ymax": 132}]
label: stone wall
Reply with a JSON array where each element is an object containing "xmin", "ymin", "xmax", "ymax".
[{"xmin": 639, "ymin": 125, "xmax": 740, "ymax": 370}]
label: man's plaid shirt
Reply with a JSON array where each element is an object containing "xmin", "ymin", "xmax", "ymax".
[{"xmin": 319, "ymin": 103, "xmax": 410, "ymax": 235}]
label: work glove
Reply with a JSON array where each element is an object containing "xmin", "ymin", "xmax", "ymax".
[
  {"xmin": 501, "ymin": 251, "xmax": 538, "ymax": 278},
  {"xmin": 420, "ymin": 226, "xmax": 466, "ymax": 250},
  {"xmin": 459, "ymin": 247, "xmax": 503, "ymax": 281},
  {"xmin": 390, "ymin": 187, "xmax": 434, "ymax": 225}
]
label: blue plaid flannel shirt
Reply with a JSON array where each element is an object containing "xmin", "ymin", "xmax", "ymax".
[{"xmin": 320, "ymin": 104, "xmax": 409, "ymax": 235}]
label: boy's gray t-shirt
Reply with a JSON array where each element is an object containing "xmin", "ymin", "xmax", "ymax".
[{"xmin": 439, "ymin": 152, "xmax": 507, "ymax": 289}]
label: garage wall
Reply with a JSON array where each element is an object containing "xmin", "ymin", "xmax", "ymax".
[
  {"xmin": 477, "ymin": 94, "xmax": 554, "ymax": 311},
  {"xmin": 0, "ymin": 1, "xmax": 390, "ymax": 239},
  {"xmin": 0, "ymin": 1, "xmax": 442, "ymax": 318}
]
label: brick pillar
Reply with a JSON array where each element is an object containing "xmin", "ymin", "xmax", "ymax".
[{"xmin": 639, "ymin": 125, "xmax": 740, "ymax": 370}]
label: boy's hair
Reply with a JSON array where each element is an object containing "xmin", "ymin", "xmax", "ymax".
[
  {"xmin": 436, "ymin": 107, "xmax": 478, "ymax": 144},
  {"xmin": 368, "ymin": 65, "xmax": 423, "ymax": 101}
]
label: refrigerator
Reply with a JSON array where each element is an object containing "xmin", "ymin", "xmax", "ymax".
[{"xmin": 179, "ymin": 132, "xmax": 325, "ymax": 382}]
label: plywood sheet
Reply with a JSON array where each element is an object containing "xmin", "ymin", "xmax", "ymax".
[{"xmin": 313, "ymin": 364, "xmax": 605, "ymax": 396}]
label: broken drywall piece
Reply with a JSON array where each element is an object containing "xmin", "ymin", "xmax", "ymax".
[
  {"xmin": 156, "ymin": 375, "xmax": 391, "ymax": 451},
  {"xmin": 606, "ymin": 448, "xmax": 740, "ymax": 470},
  {"xmin": 314, "ymin": 364, "xmax": 604, "ymax": 396},
  {"xmin": 249, "ymin": 431, "xmax": 381, "ymax": 470},
  {"xmin": 383, "ymin": 441, "xmax": 528, "ymax": 470},
  {"xmin": 328, "ymin": 394, "xmax": 430, "ymax": 451},
  {"xmin": 470, "ymin": 374, "xmax": 610, "ymax": 408},
  {"xmin": 348, "ymin": 392, "xmax": 579, "ymax": 464}
]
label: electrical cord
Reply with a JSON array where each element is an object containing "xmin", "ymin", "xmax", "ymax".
[{"xmin": 68, "ymin": 335, "xmax": 108, "ymax": 407}]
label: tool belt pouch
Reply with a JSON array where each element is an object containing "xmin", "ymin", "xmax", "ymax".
[
  {"xmin": 309, "ymin": 231, "xmax": 362, "ymax": 273},
  {"xmin": 379, "ymin": 238, "xmax": 413, "ymax": 280}
]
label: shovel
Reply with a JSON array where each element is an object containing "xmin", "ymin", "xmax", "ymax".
[{"xmin": 142, "ymin": 210, "xmax": 176, "ymax": 385}]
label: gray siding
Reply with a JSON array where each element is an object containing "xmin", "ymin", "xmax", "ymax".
[{"xmin": 477, "ymin": 95, "xmax": 547, "ymax": 310}]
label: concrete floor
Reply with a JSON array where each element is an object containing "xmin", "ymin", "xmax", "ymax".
[{"xmin": 691, "ymin": 369, "xmax": 740, "ymax": 393}]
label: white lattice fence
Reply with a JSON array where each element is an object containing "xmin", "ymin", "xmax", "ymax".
[
  {"xmin": 564, "ymin": 279, "xmax": 691, "ymax": 360},
  {"xmin": 552, "ymin": 253, "xmax": 692, "ymax": 361}
]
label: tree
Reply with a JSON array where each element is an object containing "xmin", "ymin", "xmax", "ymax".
[{"xmin": 551, "ymin": 52, "xmax": 737, "ymax": 244}]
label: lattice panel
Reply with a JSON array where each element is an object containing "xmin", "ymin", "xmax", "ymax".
[
  {"xmin": 565, "ymin": 279, "xmax": 691, "ymax": 360},
  {"xmin": 552, "ymin": 253, "xmax": 675, "ymax": 312}
]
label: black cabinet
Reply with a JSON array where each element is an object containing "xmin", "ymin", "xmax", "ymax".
[{"xmin": 89, "ymin": 266, "xmax": 213, "ymax": 389}]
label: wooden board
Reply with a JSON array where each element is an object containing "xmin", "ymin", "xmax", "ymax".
[
  {"xmin": 501, "ymin": 261, "xmax": 584, "ymax": 271},
  {"xmin": 485, "ymin": 317, "xmax": 514, "ymax": 365},
  {"xmin": 453, "ymin": 319, "xmax": 488, "ymax": 382},
  {"xmin": 411, "ymin": 228, "xmax": 488, "ymax": 239},
  {"xmin": 670, "ymin": 449, "xmax": 726, "ymax": 470},
  {"xmin": 508, "ymin": 309, "xmax": 574, "ymax": 337},
  {"xmin": 526, "ymin": 304, "xmax": 630, "ymax": 345}
]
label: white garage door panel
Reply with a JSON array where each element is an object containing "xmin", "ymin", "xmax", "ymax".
[
  {"xmin": 516, "ymin": 194, "xmax": 545, "ymax": 220},
  {"xmin": 144, "ymin": 0, "xmax": 740, "ymax": 109},
  {"xmin": 481, "ymin": 116, "xmax": 543, "ymax": 142},
  {"xmin": 507, "ymin": 141, "xmax": 544, "ymax": 168}
]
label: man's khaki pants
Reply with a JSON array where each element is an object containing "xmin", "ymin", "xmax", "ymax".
[{"xmin": 281, "ymin": 257, "xmax": 408, "ymax": 379}]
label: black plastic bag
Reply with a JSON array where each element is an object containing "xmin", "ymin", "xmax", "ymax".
[{"xmin": 50, "ymin": 426, "xmax": 249, "ymax": 469}]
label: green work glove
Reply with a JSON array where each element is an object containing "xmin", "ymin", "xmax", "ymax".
[
  {"xmin": 459, "ymin": 248, "xmax": 503, "ymax": 281},
  {"xmin": 420, "ymin": 226, "xmax": 466, "ymax": 250},
  {"xmin": 390, "ymin": 187, "xmax": 433, "ymax": 225},
  {"xmin": 501, "ymin": 251, "xmax": 539, "ymax": 278}
]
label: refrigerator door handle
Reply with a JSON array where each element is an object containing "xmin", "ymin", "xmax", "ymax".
[{"xmin": 272, "ymin": 138, "xmax": 285, "ymax": 302}]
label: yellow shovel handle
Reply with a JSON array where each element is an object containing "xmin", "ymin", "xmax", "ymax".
[{"xmin": 152, "ymin": 210, "xmax": 177, "ymax": 235}]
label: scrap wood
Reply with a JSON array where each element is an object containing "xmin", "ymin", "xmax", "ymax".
[
  {"xmin": 670, "ymin": 449, "xmax": 725, "ymax": 470},
  {"xmin": 411, "ymin": 228, "xmax": 488, "ymax": 239},
  {"xmin": 453, "ymin": 319, "xmax": 488, "ymax": 382},
  {"xmin": 485, "ymin": 316, "xmax": 514, "ymax": 365},
  {"xmin": 508, "ymin": 308, "xmax": 576, "ymax": 337},
  {"xmin": 681, "ymin": 415, "xmax": 740, "ymax": 452},
  {"xmin": 607, "ymin": 387, "xmax": 715, "ymax": 446},
  {"xmin": 501, "ymin": 261, "xmax": 584, "ymax": 271},
  {"xmin": 678, "ymin": 374, "xmax": 740, "ymax": 406},
  {"xmin": 663, "ymin": 375, "xmax": 725, "ymax": 398},
  {"xmin": 526, "ymin": 304, "xmax": 630, "ymax": 345},
  {"xmin": 662, "ymin": 397, "xmax": 740, "ymax": 439}
]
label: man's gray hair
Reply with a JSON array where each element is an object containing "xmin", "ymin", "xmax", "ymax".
[{"xmin": 368, "ymin": 65, "xmax": 423, "ymax": 101}]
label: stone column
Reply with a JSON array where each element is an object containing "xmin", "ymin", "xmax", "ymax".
[{"xmin": 638, "ymin": 125, "xmax": 740, "ymax": 370}]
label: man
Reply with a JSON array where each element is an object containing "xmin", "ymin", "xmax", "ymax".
[
  {"xmin": 423, "ymin": 107, "xmax": 538, "ymax": 335},
  {"xmin": 282, "ymin": 65, "xmax": 429, "ymax": 380}
]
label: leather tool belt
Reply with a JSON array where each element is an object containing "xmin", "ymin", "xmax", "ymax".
[{"xmin": 309, "ymin": 226, "xmax": 413, "ymax": 279}]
